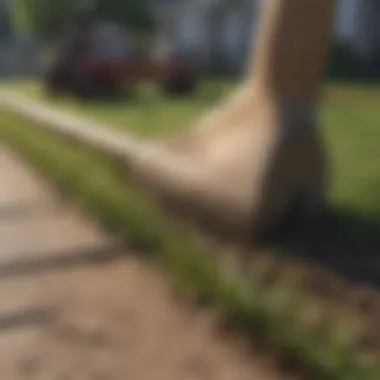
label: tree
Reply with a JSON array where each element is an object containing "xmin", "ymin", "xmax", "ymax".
[
  {"xmin": 22, "ymin": 0, "xmax": 77, "ymax": 37},
  {"xmin": 22, "ymin": 0, "xmax": 153, "ymax": 37},
  {"xmin": 93, "ymin": 0, "xmax": 153, "ymax": 34},
  {"xmin": 0, "ymin": 2, "xmax": 12, "ymax": 40}
]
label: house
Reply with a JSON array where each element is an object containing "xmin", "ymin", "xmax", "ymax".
[
  {"xmin": 348, "ymin": 0, "xmax": 380, "ymax": 64},
  {"xmin": 150, "ymin": 0, "xmax": 380, "ymax": 73},
  {"xmin": 150, "ymin": 0, "xmax": 258, "ymax": 73}
]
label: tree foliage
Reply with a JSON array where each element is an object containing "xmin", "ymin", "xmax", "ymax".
[
  {"xmin": 93, "ymin": 0, "xmax": 153, "ymax": 33},
  {"xmin": 22, "ymin": 0, "xmax": 153, "ymax": 37}
]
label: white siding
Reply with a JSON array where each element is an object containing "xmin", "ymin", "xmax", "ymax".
[
  {"xmin": 335, "ymin": 0, "xmax": 358, "ymax": 42},
  {"xmin": 178, "ymin": 11, "xmax": 203, "ymax": 50}
]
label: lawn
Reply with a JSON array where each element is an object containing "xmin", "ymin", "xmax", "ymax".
[
  {"xmin": 6, "ymin": 79, "xmax": 234, "ymax": 138},
  {"xmin": 6, "ymin": 78, "xmax": 380, "ymax": 217}
]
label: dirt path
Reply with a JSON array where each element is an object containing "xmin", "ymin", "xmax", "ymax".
[{"xmin": 0, "ymin": 146, "xmax": 292, "ymax": 380}]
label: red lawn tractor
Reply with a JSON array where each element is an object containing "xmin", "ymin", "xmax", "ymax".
[{"xmin": 45, "ymin": 23, "xmax": 199, "ymax": 99}]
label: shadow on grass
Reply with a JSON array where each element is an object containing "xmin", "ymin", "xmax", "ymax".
[{"xmin": 280, "ymin": 206, "xmax": 380, "ymax": 288}]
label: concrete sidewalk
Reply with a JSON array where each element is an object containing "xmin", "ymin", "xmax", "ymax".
[{"xmin": 0, "ymin": 146, "xmax": 286, "ymax": 380}]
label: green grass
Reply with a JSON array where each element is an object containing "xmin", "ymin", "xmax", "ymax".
[
  {"xmin": 6, "ymin": 79, "xmax": 234, "ymax": 138},
  {"xmin": 322, "ymin": 83, "xmax": 380, "ymax": 215},
  {"xmin": 1, "ymin": 79, "xmax": 380, "ymax": 379}
]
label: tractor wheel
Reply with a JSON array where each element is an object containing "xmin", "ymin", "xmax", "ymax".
[
  {"xmin": 160, "ymin": 72, "xmax": 197, "ymax": 96},
  {"xmin": 73, "ymin": 76, "xmax": 102, "ymax": 99}
]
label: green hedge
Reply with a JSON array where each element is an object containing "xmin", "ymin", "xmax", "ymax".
[{"xmin": 1, "ymin": 110, "xmax": 378, "ymax": 380}]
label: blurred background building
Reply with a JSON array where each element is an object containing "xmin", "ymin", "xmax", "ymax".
[
  {"xmin": 0, "ymin": 0, "xmax": 379, "ymax": 77},
  {"xmin": 150, "ymin": 0, "xmax": 380, "ymax": 74},
  {"xmin": 0, "ymin": 0, "xmax": 39, "ymax": 77}
]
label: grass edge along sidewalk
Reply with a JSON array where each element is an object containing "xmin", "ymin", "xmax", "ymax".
[{"xmin": 0, "ymin": 109, "xmax": 378, "ymax": 380}]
